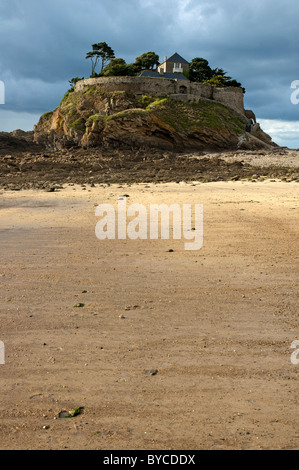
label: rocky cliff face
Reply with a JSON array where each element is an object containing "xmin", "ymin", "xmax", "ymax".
[{"xmin": 34, "ymin": 86, "xmax": 276, "ymax": 151}]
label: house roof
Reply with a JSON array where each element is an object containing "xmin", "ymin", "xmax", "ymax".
[
  {"xmin": 164, "ymin": 53, "xmax": 189, "ymax": 64},
  {"xmin": 140, "ymin": 70, "xmax": 188, "ymax": 80}
]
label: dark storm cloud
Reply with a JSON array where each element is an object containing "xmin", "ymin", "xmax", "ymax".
[
  {"xmin": 0, "ymin": 0, "xmax": 172, "ymax": 82},
  {"xmin": 0, "ymin": 0, "xmax": 298, "ymax": 140}
]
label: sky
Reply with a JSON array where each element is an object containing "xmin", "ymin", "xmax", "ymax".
[{"xmin": 0, "ymin": 0, "xmax": 298, "ymax": 148}]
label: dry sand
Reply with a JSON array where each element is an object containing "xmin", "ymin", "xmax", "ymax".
[{"xmin": 0, "ymin": 180, "xmax": 298, "ymax": 450}]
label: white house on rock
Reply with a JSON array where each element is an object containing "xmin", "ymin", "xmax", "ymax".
[{"xmin": 140, "ymin": 53, "xmax": 189, "ymax": 81}]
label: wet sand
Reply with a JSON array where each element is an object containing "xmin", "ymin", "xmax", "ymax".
[{"xmin": 0, "ymin": 181, "xmax": 298, "ymax": 450}]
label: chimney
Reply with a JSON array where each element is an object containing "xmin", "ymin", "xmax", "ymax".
[{"xmin": 164, "ymin": 56, "xmax": 167, "ymax": 63}]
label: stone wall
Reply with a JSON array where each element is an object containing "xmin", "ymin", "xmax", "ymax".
[
  {"xmin": 212, "ymin": 87, "xmax": 245, "ymax": 115},
  {"xmin": 75, "ymin": 76, "xmax": 245, "ymax": 115},
  {"xmin": 75, "ymin": 76, "xmax": 181, "ymax": 96},
  {"xmin": 190, "ymin": 82, "xmax": 213, "ymax": 100}
]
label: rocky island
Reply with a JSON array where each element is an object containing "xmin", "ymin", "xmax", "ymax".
[{"xmin": 34, "ymin": 75, "xmax": 275, "ymax": 151}]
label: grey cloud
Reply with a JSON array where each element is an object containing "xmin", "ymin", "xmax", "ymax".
[{"xmin": 0, "ymin": 0, "xmax": 298, "ymax": 136}]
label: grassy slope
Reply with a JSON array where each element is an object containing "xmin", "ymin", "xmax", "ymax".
[{"xmin": 37, "ymin": 87, "xmax": 246, "ymax": 140}]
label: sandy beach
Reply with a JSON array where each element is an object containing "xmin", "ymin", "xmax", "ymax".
[{"xmin": 0, "ymin": 180, "xmax": 298, "ymax": 450}]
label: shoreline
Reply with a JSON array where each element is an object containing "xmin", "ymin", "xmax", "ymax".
[{"xmin": 0, "ymin": 148, "xmax": 298, "ymax": 191}]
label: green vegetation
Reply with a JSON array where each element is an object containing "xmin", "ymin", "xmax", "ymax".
[
  {"xmin": 86, "ymin": 113, "xmax": 106, "ymax": 126},
  {"xmin": 40, "ymin": 110, "xmax": 54, "ymax": 122},
  {"xmin": 105, "ymin": 108, "xmax": 148, "ymax": 121},
  {"xmin": 146, "ymin": 97, "xmax": 167, "ymax": 110},
  {"xmin": 100, "ymin": 52, "xmax": 159, "ymax": 77},
  {"xmin": 58, "ymin": 90, "xmax": 86, "ymax": 131},
  {"xmin": 189, "ymin": 58, "xmax": 245, "ymax": 92},
  {"xmin": 134, "ymin": 51, "xmax": 159, "ymax": 71},
  {"xmin": 41, "ymin": 111, "xmax": 53, "ymax": 118},
  {"xmin": 68, "ymin": 77, "xmax": 84, "ymax": 92},
  {"xmin": 59, "ymin": 88, "xmax": 84, "ymax": 108},
  {"xmin": 39, "ymin": 110, "xmax": 55, "ymax": 127},
  {"xmin": 135, "ymin": 95, "xmax": 168, "ymax": 109},
  {"xmin": 84, "ymin": 42, "xmax": 161, "ymax": 78},
  {"xmin": 37, "ymin": 81, "xmax": 246, "ymax": 148},
  {"xmin": 68, "ymin": 407, "xmax": 84, "ymax": 417},
  {"xmin": 153, "ymin": 98, "xmax": 245, "ymax": 134},
  {"xmin": 59, "ymin": 407, "xmax": 84, "ymax": 419},
  {"xmin": 83, "ymin": 87, "xmax": 105, "ymax": 96},
  {"xmin": 81, "ymin": 91, "xmax": 245, "ymax": 137},
  {"xmin": 70, "ymin": 118, "xmax": 86, "ymax": 133},
  {"xmin": 68, "ymin": 42, "xmax": 244, "ymax": 93},
  {"xmin": 59, "ymin": 90, "xmax": 72, "ymax": 106},
  {"xmin": 102, "ymin": 58, "xmax": 139, "ymax": 77},
  {"xmin": 102, "ymin": 58, "xmax": 128, "ymax": 76},
  {"xmin": 86, "ymin": 42, "xmax": 115, "ymax": 76},
  {"xmin": 136, "ymin": 95, "xmax": 157, "ymax": 108},
  {"xmin": 87, "ymin": 113, "xmax": 103, "ymax": 123},
  {"xmin": 189, "ymin": 58, "xmax": 212, "ymax": 82},
  {"xmin": 59, "ymin": 90, "xmax": 81, "ymax": 111}
]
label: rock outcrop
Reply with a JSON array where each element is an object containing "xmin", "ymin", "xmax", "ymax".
[
  {"xmin": 0, "ymin": 130, "xmax": 42, "ymax": 156},
  {"xmin": 34, "ymin": 84, "xmax": 276, "ymax": 151}
]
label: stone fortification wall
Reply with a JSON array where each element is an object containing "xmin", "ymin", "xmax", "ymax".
[
  {"xmin": 190, "ymin": 82, "xmax": 213, "ymax": 100},
  {"xmin": 75, "ymin": 76, "xmax": 180, "ymax": 96},
  {"xmin": 212, "ymin": 87, "xmax": 245, "ymax": 115},
  {"xmin": 75, "ymin": 76, "xmax": 245, "ymax": 115}
]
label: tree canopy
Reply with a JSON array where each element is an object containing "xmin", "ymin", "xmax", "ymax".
[
  {"xmin": 102, "ymin": 58, "xmax": 139, "ymax": 77},
  {"xmin": 83, "ymin": 44, "xmax": 244, "ymax": 91},
  {"xmin": 189, "ymin": 58, "xmax": 213, "ymax": 82},
  {"xmin": 86, "ymin": 44, "xmax": 160, "ymax": 77},
  {"xmin": 134, "ymin": 52, "xmax": 160, "ymax": 71},
  {"xmin": 69, "ymin": 77, "xmax": 84, "ymax": 90},
  {"xmin": 189, "ymin": 57, "xmax": 245, "ymax": 92},
  {"xmin": 86, "ymin": 42, "xmax": 115, "ymax": 76},
  {"xmin": 91, "ymin": 49, "xmax": 160, "ymax": 77}
]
